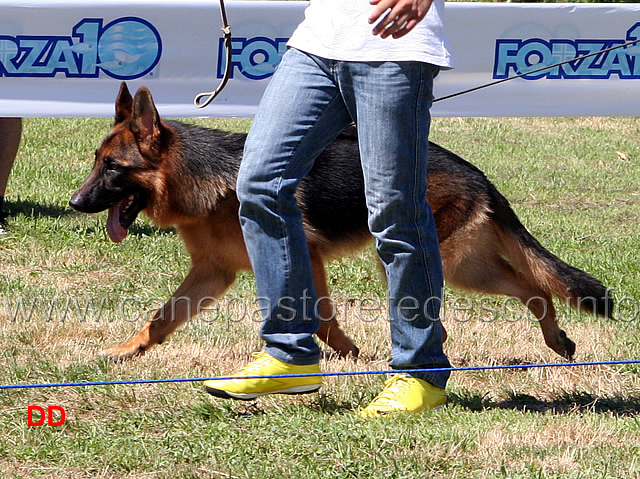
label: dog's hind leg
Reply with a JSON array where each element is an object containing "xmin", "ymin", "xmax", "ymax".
[
  {"xmin": 446, "ymin": 237, "xmax": 575, "ymax": 360},
  {"xmin": 521, "ymin": 290, "xmax": 575, "ymax": 360},
  {"xmin": 102, "ymin": 266, "xmax": 237, "ymax": 361},
  {"xmin": 310, "ymin": 248, "xmax": 359, "ymax": 358}
]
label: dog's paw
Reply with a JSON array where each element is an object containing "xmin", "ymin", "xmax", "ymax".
[
  {"xmin": 562, "ymin": 337, "xmax": 576, "ymax": 361},
  {"xmin": 100, "ymin": 344, "xmax": 146, "ymax": 362},
  {"xmin": 324, "ymin": 344, "xmax": 360, "ymax": 362},
  {"xmin": 350, "ymin": 345, "xmax": 360, "ymax": 359},
  {"xmin": 338, "ymin": 344, "xmax": 360, "ymax": 360},
  {"xmin": 555, "ymin": 330, "xmax": 576, "ymax": 361}
]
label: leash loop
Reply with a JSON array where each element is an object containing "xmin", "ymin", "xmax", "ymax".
[{"xmin": 194, "ymin": 0, "xmax": 233, "ymax": 109}]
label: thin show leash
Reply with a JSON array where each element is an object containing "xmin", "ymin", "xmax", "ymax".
[
  {"xmin": 433, "ymin": 38, "xmax": 640, "ymax": 103},
  {"xmin": 192, "ymin": 0, "xmax": 640, "ymax": 108}
]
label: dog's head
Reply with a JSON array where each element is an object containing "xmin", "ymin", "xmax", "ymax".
[{"xmin": 70, "ymin": 82, "xmax": 164, "ymax": 242}]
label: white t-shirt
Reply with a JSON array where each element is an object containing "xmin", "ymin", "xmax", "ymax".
[{"xmin": 288, "ymin": 0, "xmax": 454, "ymax": 68}]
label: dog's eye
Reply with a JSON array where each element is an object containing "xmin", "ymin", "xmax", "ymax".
[{"xmin": 104, "ymin": 158, "xmax": 122, "ymax": 172}]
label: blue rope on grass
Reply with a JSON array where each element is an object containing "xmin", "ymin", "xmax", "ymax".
[{"xmin": 1, "ymin": 359, "xmax": 639, "ymax": 390}]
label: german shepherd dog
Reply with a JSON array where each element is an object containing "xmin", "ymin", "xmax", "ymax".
[{"xmin": 70, "ymin": 83, "xmax": 613, "ymax": 362}]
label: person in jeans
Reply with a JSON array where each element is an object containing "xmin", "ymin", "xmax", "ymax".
[{"xmin": 204, "ymin": 0, "xmax": 454, "ymax": 417}]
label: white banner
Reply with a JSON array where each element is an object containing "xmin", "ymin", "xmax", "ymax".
[{"xmin": 0, "ymin": 0, "xmax": 638, "ymax": 118}]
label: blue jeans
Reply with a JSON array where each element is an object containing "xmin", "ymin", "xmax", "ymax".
[{"xmin": 237, "ymin": 48, "xmax": 450, "ymax": 388}]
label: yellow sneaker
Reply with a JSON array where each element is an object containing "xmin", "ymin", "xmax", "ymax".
[
  {"xmin": 360, "ymin": 374, "xmax": 446, "ymax": 418},
  {"xmin": 203, "ymin": 351, "xmax": 322, "ymax": 400}
]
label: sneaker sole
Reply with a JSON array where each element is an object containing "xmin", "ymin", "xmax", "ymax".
[
  {"xmin": 360, "ymin": 401, "xmax": 447, "ymax": 418},
  {"xmin": 204, "ymin": 383, "xmax": 321, "ymax": 401}
]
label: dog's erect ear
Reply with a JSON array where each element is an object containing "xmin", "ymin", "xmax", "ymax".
[
  {"xmin": 130, "ymin": 87, "xmax": 161, "ymax": 156},
  {"xmin": 115, "ymin": 82, "xmax": 133, "ymax": 124}
]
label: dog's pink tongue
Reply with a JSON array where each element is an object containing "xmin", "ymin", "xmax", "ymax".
[{"xmin": 107, "ymin": 203, "xmax": 127, "ymax": 243}]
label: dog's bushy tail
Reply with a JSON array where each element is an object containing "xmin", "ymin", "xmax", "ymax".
[{"xmin": 490, "ymin": 187, "xmax": 614, "ymax": 319}]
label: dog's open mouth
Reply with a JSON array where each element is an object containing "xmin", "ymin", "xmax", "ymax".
[{"xmin": 107, "ymin": 193, "xmax": 146, "ymax": 243}]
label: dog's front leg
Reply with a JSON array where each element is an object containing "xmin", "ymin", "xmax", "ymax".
[
  {"xmin": 101, "ymin": 266, "xmax": 236, "ymax": 361},
  {"xmin": 310, "ymin": 248, "xmax": 359, "ymax": 358}
]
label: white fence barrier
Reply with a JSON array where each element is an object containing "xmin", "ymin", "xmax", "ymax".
[{"xmin": 0, "ymin": 1, "xmax": 638, "ymax": 117}]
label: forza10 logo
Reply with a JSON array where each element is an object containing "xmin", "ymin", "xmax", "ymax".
[
  {"xmin": 494, "ymin": 23, "xmax": 640, "ymax": 80},
  {"xmin": 0, "ymin": 17, "xmax": 162, "ymax": 80},
  {"xmin": 217, "ymin": 36, "xmax": 288, "ymax": 80}
]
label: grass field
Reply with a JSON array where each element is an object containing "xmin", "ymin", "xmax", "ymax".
[{"xmin": 0, "ymin": 116, "xmax": 639, "ymax": 478}]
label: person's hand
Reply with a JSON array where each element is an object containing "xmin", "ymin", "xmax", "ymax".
[{"xmin": 368, "ymin": 0, "xmax": 434, "ymax": 39}]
